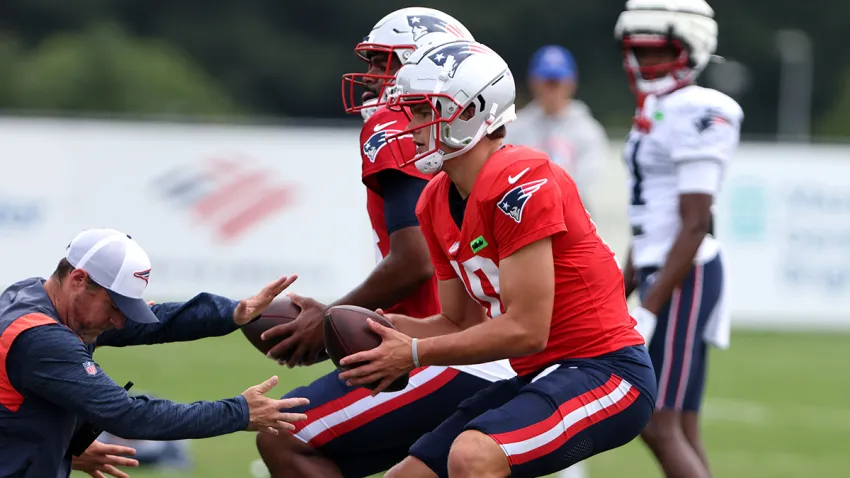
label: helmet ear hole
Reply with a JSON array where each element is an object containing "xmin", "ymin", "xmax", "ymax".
[{"xmin": 459, "ymin": 104, "xmax": 476, "ymax": 121}]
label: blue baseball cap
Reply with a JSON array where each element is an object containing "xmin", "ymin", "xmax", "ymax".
[{"xmin": 529, "ymin": 45, "xmax": 576, "ymax": 81}]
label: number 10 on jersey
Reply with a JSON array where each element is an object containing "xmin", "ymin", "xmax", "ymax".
[{"xmin": 450, "ymin": 256, "xmax": 504, "ymax": 318}]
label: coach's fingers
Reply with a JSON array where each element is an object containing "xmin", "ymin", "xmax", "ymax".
[
  {"xmin": 273, "ymin": 419, "xmax": 297, "ymax": 432},
  {"xmin": 93, "ymin": 443, "xmax": 136, "ymax": 459},
  {"xmin": 100, "ymin": 455, "xmax": 139, "ymax": 468},
  {"xmin": 266, "ymin": 274, "xmax": 298, "ymax": 298},
  {"xmin": 90, "ymin": 471, "xmax": 105, "ymax": 478},
  {"xmin": 259, "ymin": 426, "xmax": 279, "ymax": 435},
  {"xmin": 251, "ymin": 376, "xmax": 279, "ymax": 395},
  {"xmin": 274, "ymin": 397, "xmax": 310, "ymax": 411},
  {"xmin": 100, "ymin": 464, "xmax": 130, "ymax": 478}
]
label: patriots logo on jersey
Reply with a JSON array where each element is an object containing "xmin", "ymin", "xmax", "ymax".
[
  {"xmin": 497, "ymin": 179, "xmax": 548, "ymax": 223},
  {"xmin": 407, "ymin": 15, "xmax": 466, "ymax": 41},
  {"xmin": 363, "ymin": 130, "xmax": 397, "ymax": 163},
  {"xmin": 428, "ymin": 43, "xmax": 494, "ymax": 79},
  {"xmin": 695, "ymin": 109, "xmax": 731, "ymax": 134}
]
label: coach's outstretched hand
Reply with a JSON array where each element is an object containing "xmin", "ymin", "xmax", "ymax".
[
  {"xmin": 242, "ymin": 375, "xmax": 309, "ymax": 435},
  {"xmin": 71, "ymin": 440, "xmax": 139, "ymax": 478},
  {"xmin": 233, "ymin": 275, "xmax": 299, "ymax": 325}
]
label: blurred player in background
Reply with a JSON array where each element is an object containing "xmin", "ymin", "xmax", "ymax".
[
  {"xmin": 506, "ymin": 44, "xmax": 609, "ymax": 213},
  {"xmin": 615, "ymin": 1, "xmax": 743, "ymax": 477},
  {"xmin": 255, "ymin": 8, "xmax": 515, "ymax": 478},
  {"xmin": 337, "ymin": 39, "xmax": 656, "ymax": 478}
]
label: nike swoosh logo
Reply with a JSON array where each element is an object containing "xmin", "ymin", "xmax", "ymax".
[
  {"xmin": 373, "ymin": 120, "xmax": 397, "ymax": 132},
  {"xmin": 507, "ymin": 167, "xmax": 530, "ymax": 184}
]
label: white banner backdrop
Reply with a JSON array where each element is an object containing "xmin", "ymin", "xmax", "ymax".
[
  {"xmin": 1, "ymin": 117, "xmax": 848, "ymax": 329},
  {"xmin": 0, "ymin": 117, "xmax": 375, "ymax": 303}
]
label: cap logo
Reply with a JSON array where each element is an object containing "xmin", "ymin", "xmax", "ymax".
[{"xmin": 134, "ymin": 269, "xmax": 151, "ymax": 284}]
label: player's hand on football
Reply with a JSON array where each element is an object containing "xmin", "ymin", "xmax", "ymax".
[
  {"xmin": 338, "ymin": 318, "xmax": 415, "ymax": 396},
  {"xmin": 373, "ymin": 308, "xmax": 403, "ymax": 327},
  {"xmin": 233, "ymin": 275, "xmax": 299, "ymax": 326},
  {"xmin": 71, "ymin": 440, "xmax": 139, "ymax": 478},
  {"xmin": 263, "ymin": 293, "xmax": 327, "ymax": 367},
  {"xmin": 242, "ymin": 375, "xmax": 310, "ymax": 435}
]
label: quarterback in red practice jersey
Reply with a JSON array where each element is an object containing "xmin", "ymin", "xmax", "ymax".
[
  {"xmin": 256, "ymin": 9, "xmax": 514, "ymax": 478},
  {"xmin": 339, "ymin": 39, "xmax": 658, "ymax": 478}
]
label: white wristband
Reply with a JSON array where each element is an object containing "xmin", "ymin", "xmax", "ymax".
[{"xmin": 411, "ymin": 338, "xmax": 421, "ymax": 368}]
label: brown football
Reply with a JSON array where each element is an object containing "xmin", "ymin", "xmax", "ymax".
[
  {"xmin": 323, "ymin": 305, "xmax": 410, "ymax": 393},
  {"xmin": 241, "ymin": 297, "xmax": 329, "ymax": 362}
]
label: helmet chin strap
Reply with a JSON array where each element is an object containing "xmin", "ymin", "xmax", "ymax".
[
  {"xmin": 414, "ymin": 103, "xmax": 500, "ymax": 175},
  {"xmin": 360, "ymin": 97, "xmax": 380, "ymax": 122}
]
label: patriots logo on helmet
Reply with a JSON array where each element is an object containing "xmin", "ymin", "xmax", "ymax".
[
  {"xmin": 695, "ymin": 109, "xmax": 731, "ymax": 134},
  {"xmin": 497, "ymin": 179, "xmax": 548, "ymax": 223},
  {"xmin": 428, "ymin": 43, "xmax": 494, "ymax": 79},
  {"xmin": 407, "ymin": 15, "xmax": 466, "ymax": 41},
  {"xmin": 363, "ymin": 130, "xmax": 398, "ymax": 163},
  {"xmin": 134, "ymin": 269, "xmax": 151, "ymax": 284}
]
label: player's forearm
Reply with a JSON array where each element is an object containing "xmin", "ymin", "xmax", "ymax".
[
  {"xmin": 417, "ymin": 314, "xmax": 544, "ymax": 366},
  {"xmin": 642, "ymin": 229, "xmax": 705, "ymax": 314},
  {"xmin": 331, "ymin": 254, "xmax": 432, "ymax": 311},
  {"xmin": 96, "ymin": 293, "xmax": 239, "ymax": 347},
  {"xmin": 390, "ymin": 313, "xmax": 463, "ymax": 339}
]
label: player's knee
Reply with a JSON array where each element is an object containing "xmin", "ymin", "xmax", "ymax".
[
  {"xmin": 641, "ymin": 410, "xmax": 685, "ymax": 446},
  {"xmin": 448, "ymin": 430, "xmax": 509, "ymax": 478},
  {"xmin": 385, "ymin": 456, "xmax": 438, "ymax": 478},
  {"xmin": 256, "ymin": 432, "xmax": 309, "ymax": 466}
]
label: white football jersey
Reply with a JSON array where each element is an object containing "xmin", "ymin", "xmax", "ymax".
[{"xmin": 623, "ymin": 85, "xmax": 743, "ymax": 268}]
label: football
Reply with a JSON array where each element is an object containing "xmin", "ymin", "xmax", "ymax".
[
  {"xmin": 323, "ymin": 305, "xmax": 410, "ymax": 393},
  {"xmin": 241, "ymin": 296, "xmax": 329, "ymax": 362}
]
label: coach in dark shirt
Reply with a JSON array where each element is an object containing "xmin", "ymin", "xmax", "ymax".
[{"xmin": 0, "ymin": 229, "xmax": 309, "ymax": 478}]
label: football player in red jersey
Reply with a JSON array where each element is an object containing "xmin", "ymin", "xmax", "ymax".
[
  {"xmin": 255, "ymin": 9, "xmax": 515, "ymax": 478},
  {"xmin": 338, "ymin": 39, "xmax": 658, "ymax": 478}
]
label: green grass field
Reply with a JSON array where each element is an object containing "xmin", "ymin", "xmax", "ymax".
[{"xmin": 73, "ymin": 330, "xmax": 850, "ymax": 478}]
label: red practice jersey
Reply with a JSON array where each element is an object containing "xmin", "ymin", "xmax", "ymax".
[
  {"xmin": 416, "ymin": 145, "xmax": 644, "ymax": 376},
  {"xmin": 359, "ymin": 107, "xmax": 440, "ymax": 317}
]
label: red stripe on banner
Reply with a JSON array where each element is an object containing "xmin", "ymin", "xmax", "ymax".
[
  {"xmin": 216, "ymin": 184, "xmax": 294, "ymax": 241},
  {"xmin": 191, "ymin": 170, "xmax": 268, "ymax": 219}
]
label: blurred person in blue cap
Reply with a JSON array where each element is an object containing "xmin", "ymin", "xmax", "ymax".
[{"xmin": 506, "ymin": 45, "xmax": 609, "ymax": 212}]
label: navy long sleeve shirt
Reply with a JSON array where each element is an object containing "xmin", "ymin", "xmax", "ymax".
[{"xmin": 0, "ymin": 277, "xmax": 250, "ymax": 478}]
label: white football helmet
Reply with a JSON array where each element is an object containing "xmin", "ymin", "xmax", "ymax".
[
  {"xmin": 614, "ymin": 0, "xmax": 718, "ymax": 98},
  {"xmin": 385, "ymin": 40, "xmax": 516, "ymax": 175},
  {"xmin": 341, "ymin": 8, "xmax": 474, "ymax": 121}
]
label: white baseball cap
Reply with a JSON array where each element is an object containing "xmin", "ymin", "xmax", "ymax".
[{"xmin": 65, "ymin": 229, "xmax": 159, "ymax": 324}]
